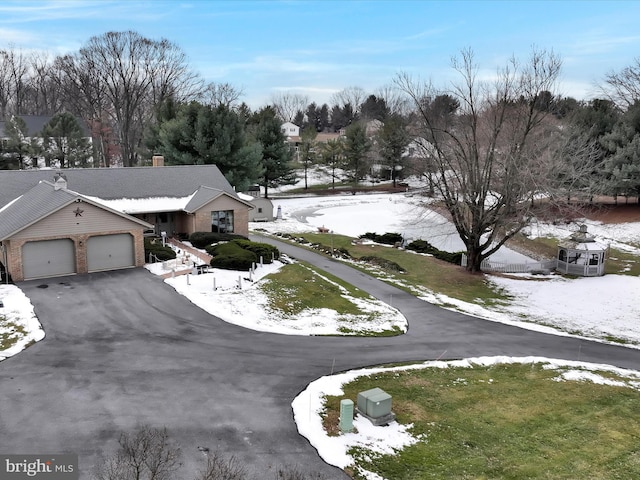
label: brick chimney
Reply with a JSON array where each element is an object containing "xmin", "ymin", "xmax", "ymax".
[{"xmin": 152, "ymin": 155, "xmax": 164, "ymax": 167}]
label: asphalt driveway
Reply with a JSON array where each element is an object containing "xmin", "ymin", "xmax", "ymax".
[{"xmin": 2, "ymin": 239, "xmax": 640, "ymax": 479}]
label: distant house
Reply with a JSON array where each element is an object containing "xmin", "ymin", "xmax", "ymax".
[
  {"xmin": 315, "ymin": 131, "xmax": 344, "ymax": 143},
  {"xmin": 0, "ymin": 114, "xmax": 93, "ymax": 169},
  {"xmin": 281, "ymin": 122, "xmax": 300, "ymax": 139},
  {"xmin": 0, "ymin": 115, "xmax": 91, "ymax": 138},
  {"xmin": 0, "ymin": 161, "xmax": 254, "ymax": 281},
  {"xmin": 403, "ymin": 137, "xmax": 436, "ymax": 160}
]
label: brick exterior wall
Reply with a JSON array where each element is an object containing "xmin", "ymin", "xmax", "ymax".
[{"xmin": 191, "ymin": 207, "xmax": 249, "ymax": 236}]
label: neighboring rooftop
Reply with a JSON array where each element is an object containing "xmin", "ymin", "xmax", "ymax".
[
  {"xmin": 0, "ymin": 165, "xmax": 238, "ymax": 208},
  {"xmin": 0, "ymin": 114, "xmax": 90, "ymax": 137}
]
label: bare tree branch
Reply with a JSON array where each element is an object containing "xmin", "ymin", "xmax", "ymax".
[{"xmin": 396, "ymin": 48, "xmax": 594, "ymax": 272}]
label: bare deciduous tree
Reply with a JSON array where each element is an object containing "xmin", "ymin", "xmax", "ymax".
[
  {"xmin": 93, "ymin": 425, "xmax": 182, "ymax": 480},
  {"xmin": 196, "ymin": 451, "xmax": 247, "ymax": 480},
  {"xmin": 0, "ymin": 46, "xmax": 30, "ymax": 117},
  {"xmin": 201, "ymin": 81, "xmax": 244, "ymax": 108},
  {"xmin": 58, "ymin": 31, "xmax": 202, "ymax": 167},
  {"xmin": 600, "ymin": 57, "xmax": 640, "ymax": 109},
  {"xmin": 273, "ymin": 464, "xmax": 327, "ymax": 480},
  {"xmin": 271, "ymin": 92, "xmax": 309, "ymax": 123},
  {"xmin": 330, "ymin": 86, "xmax": 367, "ymax": 115},
  {"xmin": 24, "ymin": 51, "xmax": 63, "ymax": 115},
  {"xmin": 397, "ymin": 48, "xmax": 593, "ymax": 272},
  {"xmin": 375, "ymin": 84, "xmax": 411, "ymax": 117}
]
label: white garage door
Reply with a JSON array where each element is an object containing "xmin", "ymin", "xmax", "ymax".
[
  {"xmin": 87, "ymin": 233, "xmax": 135, "ymax": 272},
  {"xmin": 22, "ymin": 239, "xmax": 76, "ymax": 280}
]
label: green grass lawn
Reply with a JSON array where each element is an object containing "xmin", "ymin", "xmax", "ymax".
[
  {"xmin": 0, "ymin": 315, "xmax": 27, "ymax": 350},
  {"xmin": 324, "ymin": 362, "xmax": 640, "ymax": 480},
  {"xmin": 268, "ymin": 232, "xmax": 509, "ymax": 306},
  {"xmin": 259, "ymin": 261, "xmax": 404, "ymax": 336},
  {"xmin": 606, "ymin": 247, "xmax": 640, "ymax": 275}
]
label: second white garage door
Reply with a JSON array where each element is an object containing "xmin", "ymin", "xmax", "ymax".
[{"xmin": 87, "ymin": 233, "xmax": 135, "ymax": 272}]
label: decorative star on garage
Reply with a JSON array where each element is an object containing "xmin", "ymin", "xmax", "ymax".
[{"xmin": 73, "ymin": 207, "xmax": 84, "ymax": 217}]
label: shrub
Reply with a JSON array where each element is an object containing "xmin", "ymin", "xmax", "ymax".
[
  {"xmin": 406, "ymin": 239, "xmax": 464, "ymax": 265},
  {"xmin": 144, "ymin": 239, "xmax": 176, "ymax": 261},
  {"xmin": 359, "ymin": 232, "xmax": 403, "ymax": 245},
  {"xmin": 189, "ymin": 231, "xmax": 246, "ymax": 249},
  {"xmin": 232, "ymin": 239, "xmax": 279, "ymax": 263},
  {"xmin": 358, "ymin": 255, "xmax": 406, "ymax": 272},
  {"xmin": 208, "ymin": 241, "xmax": 257, "ymax": 271}
]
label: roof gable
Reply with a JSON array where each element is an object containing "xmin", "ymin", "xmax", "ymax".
[
  {"xmin": 0, "ymin": 181, "xmax": 151, "ymax": 240},
  {"xmin": 184, "ymin": 186, "xmax": 253, "ymax": 213}
]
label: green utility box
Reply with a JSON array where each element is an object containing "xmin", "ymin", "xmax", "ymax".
[
  {"xmin": 339, "ymin": 399, "xmax": 354, "ymax": 433},
  {"xmin": 357, "ymin": 387, "xmax": 392, "ymax": 418}
]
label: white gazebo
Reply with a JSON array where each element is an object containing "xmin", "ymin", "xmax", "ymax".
[{"xmin": 556, "ymin": 225, "xmax": 607, "ymax": 276}]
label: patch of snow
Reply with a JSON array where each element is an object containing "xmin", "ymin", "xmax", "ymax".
[
  {"xmin": 87, "ymin": 195, "xmax": 195, "ymax": 214},
  {"xmin": 161, "ymin": 259, "xmax": 407, "ymax": 336},
  {"xmin": 0, "ymin": 285, "xmax": 44, "ymax": 361}
]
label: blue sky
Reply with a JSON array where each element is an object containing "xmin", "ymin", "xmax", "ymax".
[{"xmin": 1, "ymin": 0, "xmax": 639, "ymax": 109}]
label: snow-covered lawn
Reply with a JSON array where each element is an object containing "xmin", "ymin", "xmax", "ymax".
[
  {"xmin": 254, "ymin": 193, "xmax": 640, "ymax": 347},
  {"xmin": 146, "ymin": 257, "xmax": 407, "ymax": 336},
  {"xmin": 0, "ymin": 284, "xmax": 44, "ymax": 362}
]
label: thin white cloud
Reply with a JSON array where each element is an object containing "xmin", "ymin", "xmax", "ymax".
[
  {"xmin": 198, "ymin": 55, "xmax": 343, "ymax": 78},
  {"xmin": 0, "ymin": 27, "xmax": 39, "ymax": 45},
  {"xmin": 405, "ymin": 26, "xmax": 451, "ymax": 41},
  {"xmin": 566, "ymin": 33, "xmax": 640, "ymax": 57}
]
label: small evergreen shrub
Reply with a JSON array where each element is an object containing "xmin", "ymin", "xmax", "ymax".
[
  {"xmin": 406, "ymin": 239, "xmax": 464, "ymax": 265},
  {"xmin": 144, "ymin": 239, "xmax": 177, "ymax": 261},
  {"xmin": 358, "ymin": 255, "xmax": 406, "ymax": 272},
  {"xmin": 208, "ymin": 241, "xmax": 257, "ymax": 271},
  {"xmin": 189, "ymin": 231, "xmax": 246, "ymax": 249},
  {"xmin": 232, "ymin": 239, "xmax": 279, "ymax": 263},
  {"xmin": 359, "ymin": 232, "xmax": 404, "ymax": 245},
  {"xmin": 405, "ymin": 239, "xmax": 439, "ymax": 255}
]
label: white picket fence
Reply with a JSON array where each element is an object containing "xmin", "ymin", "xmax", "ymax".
[{"xmin": 461, "ymin": 254, "xmax": 556, "ymax": 274}]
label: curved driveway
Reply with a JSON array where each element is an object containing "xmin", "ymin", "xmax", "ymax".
[{"xmin": 1, "ymin": 238, "xmax": 640, "ymax": 479}]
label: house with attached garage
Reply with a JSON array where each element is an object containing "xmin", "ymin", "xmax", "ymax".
[{"xmin": 0, "ymin": 161, "xmax": 254, "ymax": 282}]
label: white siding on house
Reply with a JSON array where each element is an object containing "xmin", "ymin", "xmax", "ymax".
[{"xmin": 281, "ymin": 122, "xmax": 300, "ymax": 137}]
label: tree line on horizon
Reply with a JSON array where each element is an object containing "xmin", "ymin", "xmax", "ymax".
[{"xmin": 1, "ymin": 30, "xmax": 639, "ymax": 271}]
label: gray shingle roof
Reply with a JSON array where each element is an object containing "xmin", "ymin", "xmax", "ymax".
[
  {"xmin": 0, "ymin": 165, "xmax": 238, "ymax": 209},
  {"xmin": 0, "ymin": 181, "xmax": 77, "ymax": 240},
  {"xmin": 0, "ymin": 115, "xmax": 90, "ymax": 137},
  {"xmin": 0, "ymin": 180, "xmax": 153, "ymax": 241}
]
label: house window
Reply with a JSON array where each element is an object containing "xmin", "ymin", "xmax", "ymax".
[
  {"xmin": 212, "ymin": 210, "xmax": 234, "ymax": 233},
  {"xmin": 258, "ymin": 207, "xmax": 263, "ymax": 213}
]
